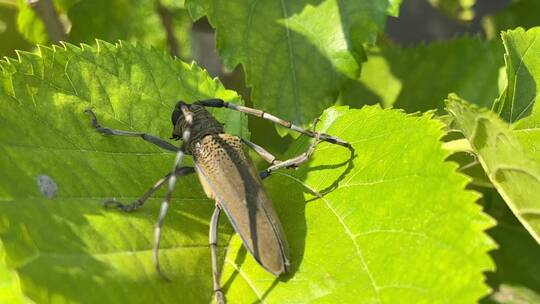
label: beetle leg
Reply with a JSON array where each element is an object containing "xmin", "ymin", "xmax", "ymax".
[
  {"xmin": 85, "ymin": 109, "xmax": 179, "ymax": 152},
  {"xmin": 242, "ymin": 121, "xmax": 321, "ymax": 179},
  {"xmin": 241, "ymin": 139, "xmax": 280, "ymax": 165},
  {"xmin": 260, "ymin": 131, "xmax": 321, "ymax": 179},
  {"xmin": 209, "ymin": 205, "xmax": 226, "ymax": 304},
  {"xmin": 104, "ymin": 166, "xmax": 195, "ymax": 212},
  {"xmin": 241, "ymin": 138, "xmax": 292, "ymax": 180},
  {"xmin": 153, "ymin": 104, "xmax": 193, "ymax": 281},
  {"xmin": 246, "ymin": 119, "xmax": 322, "ymax": 179},
  {"xmin": 197, "ymin": 99, "xmax": 350, "ymax": 147}
]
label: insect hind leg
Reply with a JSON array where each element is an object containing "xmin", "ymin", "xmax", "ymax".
[
  {"xmin": 258, "ymin": 119, "xmax": 322, "ymax": 179},
  {"xmin": 210, "ymin": 205, "xmax": 226, "ymax": 304},
  {"xmin": 153, "ymin": 103, "xmax": 193, "ymax": 281}
]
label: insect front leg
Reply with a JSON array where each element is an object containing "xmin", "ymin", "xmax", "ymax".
[
  {"xmin": 197, "ymin": 99, "xmax": 350, "ymax": 147},
  {"xmin": 104, "ymin": 166, "xmax": 195, "ymax": 212},
  {"xmin": 85, "ymin": 109, "xmax": 179, "ymax": 152},
  {"xmin": 209, "ymin": 205, "xmax": 225, "ymax": 304},
  {"xmin": 154, "ymin": 103, "xmax": 193, "ymax": 281}
]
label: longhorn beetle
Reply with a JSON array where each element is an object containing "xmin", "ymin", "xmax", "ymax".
[{"xmin": 85, "ymin": 99, "xmax": 350, "ymax": 303}]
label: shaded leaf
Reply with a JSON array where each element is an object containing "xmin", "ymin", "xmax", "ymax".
[
  {"xmin": 15, "ymin": 0, "xmax": 192, "ymax": 58},
  {"xmin": 481, "ymin": 190, "xmax": 540, "ymax": 304},
  {"xmin": 483, "ymin": 0, "xmax": 540, "ymax": 38},
  {"xmin": 446, "ymin": 95, "xmax": 540, "ymax": 243},
  {"xmin": 340, "ymin": 38, "xmax": 503, "ymax": 113},
  {"xmin": 185, "ymin": 0, "xmax": 399, "ymax": 125},
  {"xmin": 68, "ymin": 0, "xmax": 163, "ymax": 49},
  {"xmin": 222, "ymin": 106, "xmax": 495, "ymax": 303},
  {"xmin": 0, "ymin": 41, "xmax": 247, "ymax": 303}
]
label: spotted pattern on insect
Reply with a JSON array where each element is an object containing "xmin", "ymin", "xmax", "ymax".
[
  {"xmin": 195, "ymin": 135, "xmax": 245, "ymax": 169},
  {"xmin": 194, "ymin": 134, "xmax": 251, "ymax": 204}
]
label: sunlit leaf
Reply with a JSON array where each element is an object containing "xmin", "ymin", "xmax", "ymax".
[
  {"xmin": 339, "ymin": 38, "xmax": 503, "ymax": 113},
  {"xmin": 494, "ymin": 27, "xmax": 540, "ymax": 124},
  {"xmin": 185, "ymin": 0, "xmax": 400, "ymax": 126},
  {"xmin": 222, "ymin": 105, "xmax": 496, "ymax": 303}
]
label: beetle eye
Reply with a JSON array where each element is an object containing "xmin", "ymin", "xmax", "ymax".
[{"xmin": 171, "ymin": 108, "xmax": 181, "ymax": 125}]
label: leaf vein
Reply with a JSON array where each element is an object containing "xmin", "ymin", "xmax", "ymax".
[
  {"xmin": 279, "ymin": 0, "xmax": 301, "ymax": 123},
  {"xmin": 276, "ymin": 172, "xmax": 381, "ymax": 303}
]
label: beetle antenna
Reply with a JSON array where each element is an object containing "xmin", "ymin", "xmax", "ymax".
[{"xmin": 153, "ymin": 103, "xmax": 193, "ymax": 281}]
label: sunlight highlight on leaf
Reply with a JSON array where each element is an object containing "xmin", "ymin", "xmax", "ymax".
[
  {"xmin": 222, "ymin": 105, "xmax": 496, "ymax": 303},
  {"xmin": 185, "ymin": 0, "xmax": 397, "ymax": 126}
]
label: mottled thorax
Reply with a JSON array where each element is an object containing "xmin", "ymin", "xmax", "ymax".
[{"xmin": 172, "ymin": 103, "xmax": 224, "ymax": 153}]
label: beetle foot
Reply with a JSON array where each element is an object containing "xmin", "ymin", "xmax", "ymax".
[
  {"xmin": 104, "ymin": 199, "xmax": 139, "ymax": 212},
  {"xmin": 260, "ymin": 170, "xmax": 271, "ymax": 180},
  {"xmin": 214, "ymin": 289, "xmax": 226, "ymax": 304}
]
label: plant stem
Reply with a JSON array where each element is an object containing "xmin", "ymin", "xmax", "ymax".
[
  {"xmin": 442, "ymin": 138, "xmax": 473, "ymax": 153},
  {"xmin": 156, "ymin": 0, "xmax": 179, "ymax": 58},
  {"xmin": 27, "ymin": 0, "xmax": 66, "ymax": 43}
]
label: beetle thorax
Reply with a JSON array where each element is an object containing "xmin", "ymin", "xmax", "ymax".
[{"xmin": 172, "ymin": 104, "xmax": 224, "ymax": 153}]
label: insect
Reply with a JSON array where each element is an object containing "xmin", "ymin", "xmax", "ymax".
[{"xmin": 85, "ymin": 99, "xmax": 350, "ymax": 303}]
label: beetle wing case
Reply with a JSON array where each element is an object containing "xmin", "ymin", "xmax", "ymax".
[{"xmin": 193, "ymin": 133, "xmax": 290, "ymax": 276}]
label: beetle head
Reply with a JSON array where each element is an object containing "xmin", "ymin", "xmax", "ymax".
[
  {"xmin": 171, "ymin": 101, "xmax": 191, "ymax": 140},
  {"xmin": 171, "ymin": 101, "xmax": 222, "ymax": 142},
  {"xmin": 171, "ymin": 101, "xmax": 188, "ymax": 126}
]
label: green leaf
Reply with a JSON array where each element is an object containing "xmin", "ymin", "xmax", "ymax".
[
  {"xmin": 0, "ymin": 244, "xmax": 29, "ymax": 304},
  {"xmin": 500, "ymin": 28, "xmax": 540, "ymax": 172},
  {"xmin": 222, "ymin": 106, "xmax": 495, "ymax": 303},
  {"xmin": 481, "ymin": 190, "xmax": 540, "ymax": 304},
  {"xmin": 494, "ymin": 27, "xmax": 540, "ymax": 123},
  {"xmin": 446, "ymin": 95, "xmax": 540, "ymax": 244},
  {"xmin": 15, "ymin": 0, "xmax": 191, "ymax": 58},
  {"xmin": 185, "ymin": 0, "xmax": 399, "ymax": 125},
  {"xmin": 482, "ymin": 27, "xmax": 540, "ymax": 244},
  {"xmin": 0, "ymin": 41, "xmax": 248, "ymax": 302},
  {"xmin": 68, "ymin": 0, "xmax": 162, "ymax": 48},
  {"xmin": 77, "ymin": 0, "xmax": 192, "ymax": 59},
  {"xmin": 340, "ymin": 38, "xmax": 504, "ymax": 112}
]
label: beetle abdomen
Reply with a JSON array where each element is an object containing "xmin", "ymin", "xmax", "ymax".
[{"xmin": 193, "ymin": 134, "xmax": 290, "ymax": 276}]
